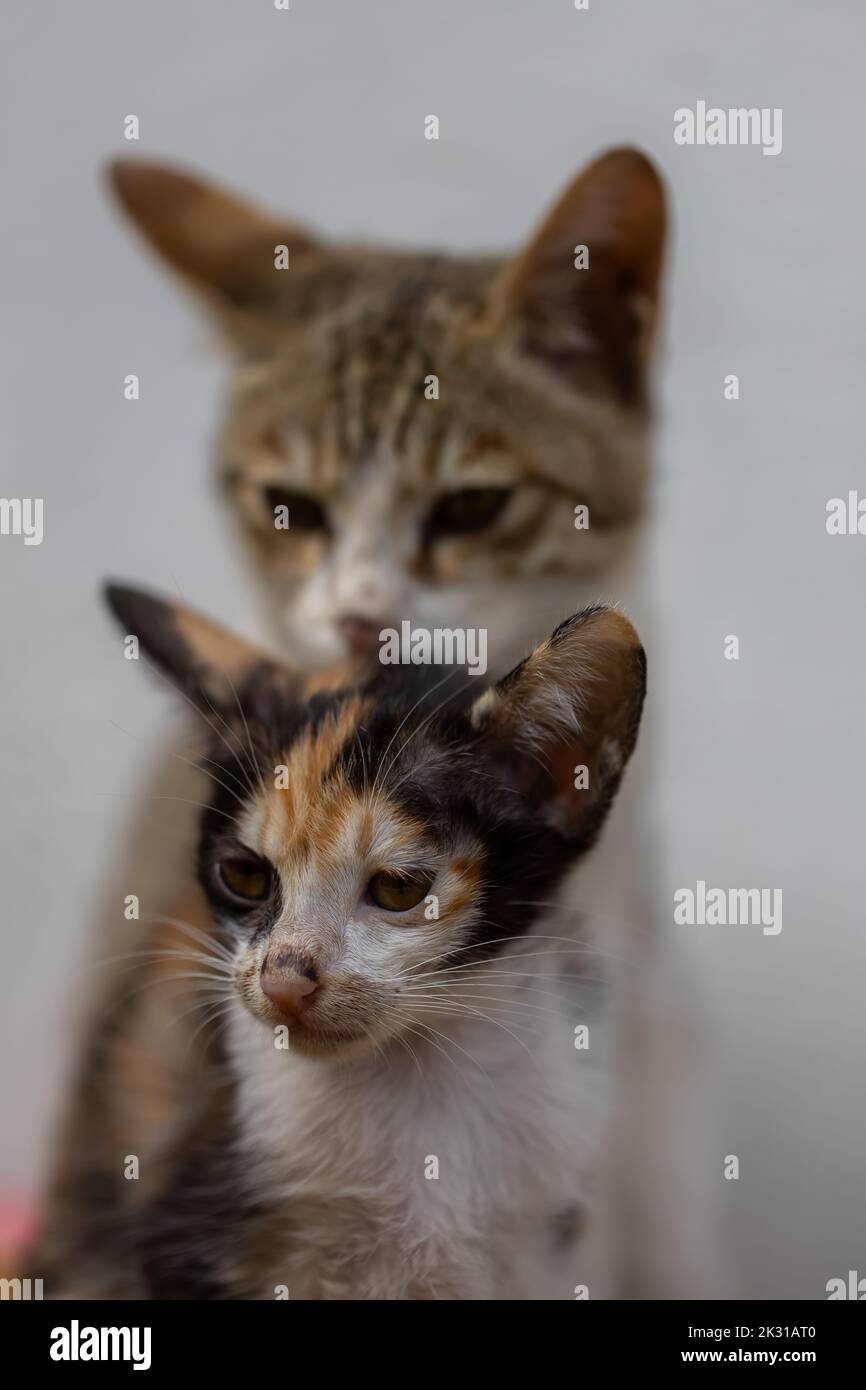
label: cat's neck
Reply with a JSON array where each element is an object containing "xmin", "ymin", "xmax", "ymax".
[{"xmin": 225, "ymin": 931, "xmax": 610, "ymax": 1207}]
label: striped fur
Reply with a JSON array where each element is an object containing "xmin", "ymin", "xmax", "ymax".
[{"xmin": 110, "ymin": 150, "xmax": 666, "ymax": 672}]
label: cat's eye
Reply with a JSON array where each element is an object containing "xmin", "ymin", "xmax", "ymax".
[
  {"xmin": 217, "ymin": 855, "xmax": 273, "ymax": 903},
  {"xmin": 426, "ymin": 487, "xmax": 513, "ymax": 537},
  {"xmin": 264, "ymin": 486, "xmax": 328, "ymax": 532},
  {"xmin": 368, "ymin": 870, "xmax": 433, "ymax": 913}
]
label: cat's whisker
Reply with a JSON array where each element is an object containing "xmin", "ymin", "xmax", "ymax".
[
  {"xmin": 94, "ymin": 789, "xmax": 245, "ymax": 827},
  {"xmin": 367, "ymin": 667, "xmax": 457, "ymax": 805},
  {"xmin": 397, "ymin": 1014, "xmax": 491, "ymax": 1079},
  {"xmin": 186, "ymin": 997, "xmax": 238, "ymax": 1051},
  {"xmin": 400, "ymin": 995, "xmax": 553, "ymax": 1032},
  {"xmin": 403, "ymin": 1007, "xmax": 547, "ymax": 1043},
  {"xmin": 377, "ymin": 671, "xmax": 479, "ymax": 792},
  {"xmin": 391, "ymin": 1026, "xmax": 426, "ymax": 1082},
  {"xmin": 114, "ymin": 971, "xmax": 233, "ymax": 1010},
  {"xmin": 404, "ymin": 965, "xmax": 607, "ymax": 990},
  {"xmin": 136, "ymin": 651, "xmax": 261, "ymax": 802},
  {"xmin": 402, "ymin": 991, "xmax": 544, "ymax": 1041},
  {"xmin": 198, "ymin": 752, "xmax": 253, "ymax": 801},
  {"xmin": 140, "ymin": 914, "xmax": 239, "ymax": 964},
  {"xmin": 219, "ymin": 660, "xmax": 271, "ymax": 806},
  {"xmin": 173, "ymin": 987, "xmax": 235, "ymax": 1027},
  {"xmin": 94, "ymin": 946, "xmax": 235, "ymax": 978},
  {"xmin": 405, "ymin": 932, "xmax": 615, "ymax": 976},
  {"xmin": 107, "ymin": 718, "xmax": 252, "ymax": 806},
  {"xmin": 398, "ymin": 984, "xmax": 583, "ymax": 1017},
  {"xmin": 406, "ymin": 1003, "xmax": 543, "ymax": 1058}
]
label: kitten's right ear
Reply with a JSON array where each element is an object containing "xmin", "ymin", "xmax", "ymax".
[
  {"xmin": 470, "ymin": 605, "xmax": 646, "ymax": 846},
  {"xmin": 104, "ymin": 582, "xmax": 292, "ymax": 716},
  {"xmin": 107, "ymin": 159, "xmax": 319, "ymax": 316}
]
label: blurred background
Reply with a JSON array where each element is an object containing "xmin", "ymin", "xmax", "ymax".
[{"xmin": 2, "ymin": 0, "xmax": 864, "ymax": 1297}]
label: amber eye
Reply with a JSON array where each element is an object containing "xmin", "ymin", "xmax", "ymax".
[
  {"xmin": 426, "ymin": 487, "xmax": 512, "ymax": 538},
  {"xmin": 217, "ymin": 855, "xmax": 273, "ymax": 903},
  {"xmin": 368, "ymin": 871, "xmax": 433, "ymax": 913},
  {"xmin": 264, "ymin": 486, "xmax": 328, "ymax": 532}
]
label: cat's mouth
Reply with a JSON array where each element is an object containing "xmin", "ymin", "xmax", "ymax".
[
  {"xmin": 278, "ymin": 1023, "xmax": 375, "ymax": 1059},
  {"xmin": 247, "ymin": 991, "xmax": 381, "ymax": 1059}
]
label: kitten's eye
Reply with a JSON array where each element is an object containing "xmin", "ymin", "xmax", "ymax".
[
  {"xmin": 426, "ymin": 487, "xmax": 512, "ymax": 538},
  {"xmin": 264, "ymin": 487, "xmax": 328, "ymax": 532},
  {"xmin": 217, "ymin": 855, "xmax": 273, "ymax": 903},
  {"xmin": 368, "ymin": 871, "xmax": 433, "ymax": 913}
]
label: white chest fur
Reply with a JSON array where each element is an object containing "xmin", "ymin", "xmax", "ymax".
[{"xmin": 227, "ymin": 946, "xmax": 609, "ymax": 1301}]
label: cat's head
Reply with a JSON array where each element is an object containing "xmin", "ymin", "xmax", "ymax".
[
  {"xmin": 106, "ymin": 583, "xmax": 645, "ymax": 1061},
  {"xmin": 109, "ymin": 152, "xmax": 666, "ymax": 672}
]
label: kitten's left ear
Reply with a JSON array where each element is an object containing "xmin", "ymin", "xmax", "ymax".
[
  {"xmin": 104, "ymin": 583, "xmax": 293, "ymax": 716},
  {"xmin": 499, "ymin": 147, "xmax": 667, "ymax": 404},
  {"xmin": 471, "ymin": 606, "xmax": 646, "ymax": 843}
]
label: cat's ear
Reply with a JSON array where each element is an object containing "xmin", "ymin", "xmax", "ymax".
[
  {"xmin": 107, "ymin": 158, "xmax": 320, "ymax": 325},
  {"xmin": 500, "ymin": 148, "xmax": 666, "ymax": 404},
  {"xmin": 104, "ymin": 582, "xmax": 293, "ymax": 716},
  {"xmin": 471, "ymin": 605, "xmax": 645, "ymax": 842}
]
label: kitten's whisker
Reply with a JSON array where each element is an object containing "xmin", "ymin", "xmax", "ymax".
[
  {"xmin": 96, "ymin": 947, "xmax": 234, "ymax": 977},
  {"xmin": 399, "ymin": 985, "xmax": 580, "ymax": 1017},
  {"xmin": 186, "ymin": 998, "xmax": 237, "ymax": 1051},
  {"xmin": 398, "ymin": 1014, "xmax": 490, "ymax": 1078},
  {"xmin": 94, "ymin": 790, "xmax": 244, "ymax": 826},
  {"xmin": 220, "ymin": 661, "xmax": 271, "ymax": 805},
  {"xmin": 378, "ymin": 671, "xmax": 479, "ymax": 793},
  {"xmin": 107, "ymin": 718, "xmax": 252, "ymax": 804},
  {"xmin": 136, "ymin": 652, "xmax": 260, "ymax": 801},
  {"xmin": 368, "ymin": 668, "xmax": 456, "ymax": 804},
  {"xmin": 407, "ymin": 1003, "xmax": 541, "ymax": 1058},
  {"xmin": 114, "ymin": 971, "xmax": 232, "ymax": 1008},
  {"xmin": 392, "ymin": 1027, "xmax": 426, "ymax": 1083},
  {"xmin": 141, "ymin": 914, "xmax": 238, "ymax": 965},
  {"xmin": 404, "ymin": 967, "xmax": 607, "ymax": 991},
  {"xmin": 406, "ymin": 932, "xmax": 613, "ymax": 975},
  {"xmin": 401, "ymin": 993, "xmax": 554, "ymax": 1028},
  {"xmin": 173, "ymin": 988, "xmax": 235, "ymax": 1028}
]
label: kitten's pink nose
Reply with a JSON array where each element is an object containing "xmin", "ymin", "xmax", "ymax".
[
  {"xmin": 338, "ymin": 613, "xmax": 386, "ymax": 654},
  {"xmin": 260, "ymin": 955, "xmax": 320, "ymax": 1020}
]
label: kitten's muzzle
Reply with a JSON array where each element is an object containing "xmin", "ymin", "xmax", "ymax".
[{"xmin": 260, "ymin": 952, "xmax": 320, "ymax": 1021}]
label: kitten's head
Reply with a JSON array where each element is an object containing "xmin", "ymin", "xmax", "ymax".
[
  {"xmin": 106, "ymin": 584, "xmax": 645, "ymax": 1061},
  {"xmin": 109, "ymin": 152, "xmax": 666, "ymax": 672}
]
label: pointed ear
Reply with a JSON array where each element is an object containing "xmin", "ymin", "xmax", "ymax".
[
  {"xmin": 104, "ymin": 583, "xmax": 292, "ymax": 716},
  {"xmin": 107, "ymin": 158, "xmax": 320, "ymax": 316},
  {"xmin": 471, "ymin": 606, "xmax": 645, "ymax": 842},
  {"xmin": 500, "ymin": 148, "xmax": 666, "ymax": 404}
]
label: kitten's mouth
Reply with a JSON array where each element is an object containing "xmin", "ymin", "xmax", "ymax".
[
  {"xmin": 251, "ymin": 996, "xmax": 376, "ymax": 1057},
  {"xmin": 282, "ymin": 1025, "xmax": 373, "ymax": 1058}
]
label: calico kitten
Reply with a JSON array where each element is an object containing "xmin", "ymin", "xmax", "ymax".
[
  {"xmin": 37, "ymin": 587, "xmax": 645, "ymax": 1300},
  {"xmin": 109, "ymin": 148, "xmax": 666, "ymax": 670}
]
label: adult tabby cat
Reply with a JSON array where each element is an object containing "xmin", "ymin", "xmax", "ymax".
[{"xmin": 108, "ymin": 147, "xmax": 666, "ymax": 671}]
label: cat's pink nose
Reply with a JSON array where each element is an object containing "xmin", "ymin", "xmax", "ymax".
[
  {"xmin": 338, "ymin": 613, "xmax": 386, "ymax": 654},
  {"xmin": 260, "ymin": 956, "xmax": 320, "ymax": 1019}
]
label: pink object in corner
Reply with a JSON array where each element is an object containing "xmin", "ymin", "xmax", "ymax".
[{"xmin": 0, "ymin": 1197, "xmax": 39, "ymax": 1263}]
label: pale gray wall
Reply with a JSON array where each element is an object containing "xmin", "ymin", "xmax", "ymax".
[{"xmin": 2, "ymin": 0, "xmax": 864, "ymax": 1297}]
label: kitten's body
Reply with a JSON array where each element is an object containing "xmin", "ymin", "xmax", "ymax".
[
  {"xmin": 41, "ymin": 908, "xmax": 611, "ymax": 1301},
  {"xmin": 223, "ymin": 974, "xmax": 608, "ymax": 1301},
  {"xmin": 36, "ymin": 595, "xmax": 645, "ymax": 1300}
]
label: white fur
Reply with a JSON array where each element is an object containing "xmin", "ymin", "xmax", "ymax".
[{"xmin": 226, "ymin": 933, "xmax": 610, "ymax": 1301}]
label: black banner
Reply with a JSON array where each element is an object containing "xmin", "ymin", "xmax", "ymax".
[{"xmin": 0, "ymin": 1299, "xmax": 861, "ymax": 1374}]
